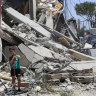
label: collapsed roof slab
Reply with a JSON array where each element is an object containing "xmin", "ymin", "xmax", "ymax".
[
  {"xmin": 68, "ymin": 49, "xmax": 96, "ymax": 61},
  {"xmin": 1, "ymin": 21, "xmax": 38, "ymax": 46},
  {"xmin": 40, "ymin": 24, "xmax": 82, "ymax": 47},
  {"xmin": 0, "ymin": 29, "xmax": 17, "ymax": 44},
  {"xmin": 28, "ymin": 44, "xmax": 68, "ymax": 61},
  {"xmin": 3, "ymin": 5, "xmax": 51, "ymax": 38},
  {"xmin": 18, "ymin": 43, "xmax": 44, "ymax": 64},
  {"xmin": 28, "ymin": 45, "xmax": 54, "ymax": 58}
]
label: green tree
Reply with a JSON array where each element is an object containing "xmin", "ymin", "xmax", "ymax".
[{"xmin": 75, "ymin": 2, "xmax": 96, "ymax": 27}]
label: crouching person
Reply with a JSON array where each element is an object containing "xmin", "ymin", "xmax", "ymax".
[{"xmin": 9, "ymin": 48, "xmax": 21, "ymax": 91}]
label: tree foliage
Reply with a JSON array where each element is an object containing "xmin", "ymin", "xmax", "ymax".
[
  {"xmin": 75, "ymin": 2, "xmax": 96, "ymax": 16},
  {"xmin": 75, "ymin": 2, "xmax": 96, "ymax": 27}
]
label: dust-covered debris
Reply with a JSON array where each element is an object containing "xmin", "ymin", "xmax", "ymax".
[{"xmin": 0, "ymin": 0, "xmax": 96, "ymax": 96}]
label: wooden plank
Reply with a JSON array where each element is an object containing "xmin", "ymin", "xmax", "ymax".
[
  {"xmin": 68, "ymin": 49, "xmax": 96, "ymax": 61},
  {"xmin": 3, "ymin": 5, "xmax": 51, "ymax": 38},
  {"xmin": 58, "ymin": 37, "xmax": 72, "ymax": 48},
  {"xmin": 0, "ymin": 73, "xmax": 12, "ymax": 81}
]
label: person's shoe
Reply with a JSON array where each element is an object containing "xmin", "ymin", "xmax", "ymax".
[{"xmin": 18, "ymin": 88, "xmax": 21, "ymax": 92}]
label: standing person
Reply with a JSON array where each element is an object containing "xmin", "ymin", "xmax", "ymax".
[{"xmin": 9, "ymin": 48, "xmax": 21, "ymax": 91}]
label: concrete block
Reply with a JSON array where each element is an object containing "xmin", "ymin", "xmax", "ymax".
[
  {"xmin": 18, "ymin": 43, "xmax": 44, "ymax": 64},
  {"xmin": 28, "ymin": 45, "xmax": 53, "ymax": 58}
]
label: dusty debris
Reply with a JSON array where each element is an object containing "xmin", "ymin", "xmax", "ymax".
[{"xmin": 0, "ymin": 0, "xmax": 96, "ymax": 96}]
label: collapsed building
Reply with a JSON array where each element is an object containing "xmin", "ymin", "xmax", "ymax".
[{"xmin": 0, "ymin": 0, "xmax": 96, "ymax": 96}]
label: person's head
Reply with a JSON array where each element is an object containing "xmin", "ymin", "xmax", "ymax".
[{"xmin": 9, "ymin": 48, "xmax": 16, "ymax": 56}]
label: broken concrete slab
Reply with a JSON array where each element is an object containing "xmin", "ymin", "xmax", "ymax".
[
  {"xmin": 65, "ymin": 60, "xmax": 96, "ymax": 71},
  {"xmin": 18, "ymin": 43, "xmax": 44, "ymax": 64},
  {"xmin": 32, "ymin": 62, "xmax": 44, "ymax": 73},
  {"xmin": 28, "ymin": 42, "xmax": 67, "ymax": 61},
  {"xmin": 42, "ymin": 40, "xmax": 68, "ymax": 53},
  {"xmin": 1, "ymin": 21, "xmax": 38, "ymax": 46},
  {"xmin": 3, "ymin": 6, "xmax": 51, "ymax": 38},
  {"xmin": 0, "ymin": 29, "xmax": 17, "ymax": 44},
  {"xmin": 40, "ymin": 24, "xmax": 82, "ymax": 47},
  {"xmin": 1, "ymin": 21, "xmax": 13, "ymax": 34},
  {"xmin": 45, "ymin": 60, "xmax": 96, "ymax": 75},
  {"xmin": 28, "ymin": 45, "xmax": 54, "ymax": 58},
  {"xmin": 68, "ymin": 49, "xmax": 96, "ymax": 61},
  {"xmin": 27, "ymin": 33, "xmax": 37, "ymax": 41}
]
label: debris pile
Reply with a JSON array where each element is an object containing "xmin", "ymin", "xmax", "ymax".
[{"xmin": 0, "ymin": 0, "xmax": 96, "ymax": 96}]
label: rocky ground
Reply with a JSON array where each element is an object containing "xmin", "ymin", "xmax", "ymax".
[{"xmin": 1, "ymin": 73, "xmax": 96, "ymax": 96}]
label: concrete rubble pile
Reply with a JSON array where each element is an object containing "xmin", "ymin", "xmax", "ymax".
[{"xmin": 0, "ymin": 0, "xmax": 96, "ymax": 96}]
